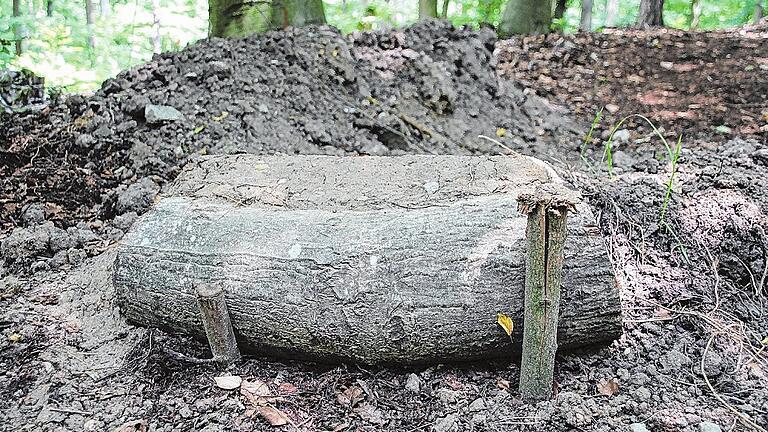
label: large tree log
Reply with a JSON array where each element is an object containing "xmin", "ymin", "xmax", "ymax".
[{"xmin": 114, "ymin": 155, "xmax": 622, "ymax": 365}]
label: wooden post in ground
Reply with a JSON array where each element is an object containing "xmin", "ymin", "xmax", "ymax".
[
  {"xmin": 196, "ymin": 284, "xmax": 241, "ymax": 366},
  {"xmin": 517, "ymin": 184, "xmax": 578, "ymax": 401}
]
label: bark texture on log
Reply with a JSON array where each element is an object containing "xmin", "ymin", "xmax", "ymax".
[{"xmin": 114, "ymin": 155, "xmax": 622, "ymax": 365}]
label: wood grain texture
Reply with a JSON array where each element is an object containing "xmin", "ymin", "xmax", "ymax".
[{"xmin": 113, "ymin": 155, "xmax": 622, "ymax": 364}]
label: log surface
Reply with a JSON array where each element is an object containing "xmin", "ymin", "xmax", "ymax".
[{"xmin": 114, "ymin": 155, "xmax": 622, "ymax": 364}]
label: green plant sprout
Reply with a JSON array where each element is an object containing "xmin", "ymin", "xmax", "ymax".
[{"xmin": 601, "ymin": 114, "xmax": 683, "ymax": 221}]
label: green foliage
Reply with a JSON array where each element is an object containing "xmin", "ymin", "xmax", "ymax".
[
  {"xmin": 0, "ymin": 0, "xmax": 762, "ymax": 92},
  {"xmin": 1, "ymin": 0, "xmax": 206, "ymax": 92}
]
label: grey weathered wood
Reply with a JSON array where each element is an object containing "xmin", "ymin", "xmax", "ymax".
[
  {"xmin": 517, "ymin": 184, "xmax": 576, "ymax": 401},
  {"xmin": 113, "ymin": 155, "xmax": 622, "ymax": 365},
  {"xmin": 196, "ymin": 284, "xmax": 241, "ymax": 365}
]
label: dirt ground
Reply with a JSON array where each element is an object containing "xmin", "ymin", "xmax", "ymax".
[{"xmin": 1, "ymin": 19, "xmax": 767, "ymax": 432}]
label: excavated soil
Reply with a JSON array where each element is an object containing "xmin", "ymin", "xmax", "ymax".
[{"xmin": 1, "ymin": 19, "xmax": 767, "ymax": 432}]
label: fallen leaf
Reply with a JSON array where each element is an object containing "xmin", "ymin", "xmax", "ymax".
[
  {"xmin": 597, "ymin": 378, "xmax": 619, "ymax": 396},
  {"xmin": 497, "ymin": 313, "xmax": 514, "ymax": 337},
  {"xmin": 278, "ymin": 382, "xmax": 298, "ymax": 395},
  {"xmin": 336, "ymin": 386, "xmax": 364, "ymax": 407},
  {"xmin": 496, "ymin": 378, "xmax": 510, "ymax": 391},
  {"xmin": 214, "ymin": 375, "xmax": 242, "ymax": 390},
  {"xmin": 212, "ymin": 111, "xmax": 229, "ymax": 122},
  {"xmin": 241, "ymin": 379, "xmax": 275, "ymax": 406},
  {"xmin": 8, "ymin": 333, "xmax": 22, "ymax": 342},
  {"xmin": 496, "ymin": 127, "xmax": 506, "ymax": 137},
  {"xmin": 257, "ymin": 406, "xmax": 289, "ymax": 426}
]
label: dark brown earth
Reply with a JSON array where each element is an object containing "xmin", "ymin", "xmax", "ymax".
[{"xmin": 1, "ymin": 19, "xmax": 767, "ymax": 432}]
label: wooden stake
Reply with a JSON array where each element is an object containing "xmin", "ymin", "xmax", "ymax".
[
  {"xmin": 517, "ymin": 184, "xmax": 577, "ymax": 401},
  {"xmin": 196, "ymin": 283, "xmax": 241, "ymax": 366}
]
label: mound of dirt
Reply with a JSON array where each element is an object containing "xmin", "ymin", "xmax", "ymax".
[
  {"xmin": 0, "ymin": 19, "xmax": 578, "ymax": 273},
  {"xmin": 497, "ymin": 25, "xmax": 768, "ymax": 143}
]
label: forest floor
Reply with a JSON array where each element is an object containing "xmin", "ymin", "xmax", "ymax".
[{"xmin": 1, "ymin": 19, "xmax": 767, "ymax": 432}]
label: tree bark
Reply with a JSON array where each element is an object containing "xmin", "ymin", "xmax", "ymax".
[
  {"xmin": 553, "ymin": 0, "xmax": 567, "ymax": 20},
  {"xmin": 756, "ymin": 0, "xmax": 764, "ymax": 23},
  {"xmin": 580, "ymin": 0, "xmax": 593, "ymax": 31},
  {"xmin": 605, "ymin": 0, "xmax": 619, "ymax": 27},
  {"xmin": 84, "ymin": 0, "xmax": 96, "ymax": 49},
  {"xmin": 209, "ymin": 0, "xmax": 325, "ymax": 37},
  {"xmin": 13, "ymin": 0, "xmax": 23, "ymax": 56},
  {"xmin": 196, "ymin": 284, "xmax": 241, "ymax": 365},
  {"xmin": 498, "ymin": 0, "xmax": 553, "ymax": 36},
  {"xmin": 636, "ymin": 0, "xmax": 664, "ymax": 28},
  {"xmin": 441, "ymin": 0, "xmax": 449, "ymax": 19},
  {"xmin": 113, "ymin": 155, "xmax": 623, "ymax": 365},
  {"xmin": 419, "ymin": 0, "xmax": 438, "ymax": 20},
  {"xmin": 517, "ymin": 185, "xmax": 575, "ymax": 401},
  {"xmin": 271, "ymin": 0, "xmax": 326, "ymax": 29},
  {"xmin": 46, "ymin": 0, "xmax": 54, "ymax": 17}
]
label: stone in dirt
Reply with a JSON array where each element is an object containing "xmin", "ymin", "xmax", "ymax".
[{"xmin": 144, "ymin": 104, "xmax": 183, "ymax": 123}]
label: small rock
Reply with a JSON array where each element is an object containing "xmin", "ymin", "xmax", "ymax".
[
  {"xmin": 612, "ymin": 129, "xmax": 631, "ymax": 143},
  {"xmin": 436, "ymin": 388, "xmax": 459, "ymax": 404},
  {"xmin": 701, "ymin": 351, "xmax": 723, "ymax": 378},
  {"xmin": 699, "ymin": 421, "xmax": 722, "ymax": 432},
  {"xmin": 662, "ymin": 350, "xmax": 692, "ymax": 371},
  {"xmin": 605, "ymin": 103, "xmax": 620, "ymax": 114},
  {"xmin": 423, "ymin": 181, "xmax": 439, "ymax": 194},
  {"xmin": 405, "ymin": 373, "xmax": 421, "ymax": 393},
  {"xmin": 178, "ymin": 406, "xmax": 194, "ymax": 419},
  {"xmin": 630, "ymin": 423, "xmax": 651, "ymax": 432},
  {"xmin": 468, "ymin": 398, "xmax": 487, "ymax": 412},
  {"xmin": 145, "ymin": 104, "xmax": 183, "ymax": 123},
  {"xmin": 433, "ymin": 414, "xmax": 458, "ymax": 432}
]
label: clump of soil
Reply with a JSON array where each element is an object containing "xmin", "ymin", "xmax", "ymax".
[{"xmin": 1, "ymin": 19, "xmax": 578, "ymax": 273}]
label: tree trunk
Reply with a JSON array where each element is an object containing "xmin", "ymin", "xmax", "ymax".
[
  {"xmin": 100, "ymin": 0, "xmax": 110, "ymax": 17},
  {"xmin": 419, "ymin": 0, "xmax": 438, "ymax": 20},
  {"xmin": 84, "ymin": 0, "xmax": 96, "ymax": 49},
  {"xmin": 46, "ymin": 0, "xmax": 54, "ymax": 17},
  {"xmin": 756, "ymin": 0, "xmax": 764, "ymax": 23},
  {"xmin": 441, "ymin": 0, "xmax": 449, "ymax": 18},
  {"xmin": 113, "ymin": 155, "xmax": 623, "ymax": 365},
  {"xmin": 605, "ymin": 0, "xmax": 619, "ymax": 27},
  {"xmin": 580, "ymin": 0, "xmax": 593, "ymax": 31},
  {"xmin": 13, "ymin": 0, "xmax": 23, "ymax": 56},
  {"xmin": 689, "ymin": 0, "xmax": 702, "ymax": 29},
  {"xmin": 636, "ymin": 0, "xmax": 664, "ymax": 28},
  {"xmin": 553, "ymin": 0, "xmax": 567, "ymax": 20},
  {"xmin": 150, "ymin": 0, "xmax": 161, "ymax": 53},
  {"xmin": 498, "ymin": 0, "xmax": 553, "ymax": 36},
  {"xmin": 208, "ymin": 0, "xmax": 325, "ymax": 37},
  {"xmin": 271, "ymin": 0, "xmax": 326, "ymax": 29}
]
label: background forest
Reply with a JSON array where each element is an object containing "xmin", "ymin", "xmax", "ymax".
[{"xmin": 0, "ymin": 0, "xmax": 765, "ymax": 92}]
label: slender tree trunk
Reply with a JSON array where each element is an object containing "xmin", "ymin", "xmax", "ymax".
[
  {"xmin": 84, "ymin": 0, "xmax": 96, "ymax": 48},
  {"xmin": 271, "ymin": 0, "xmax": 326, "ymax": 28},
  {"xmin": 209, "ymin": 0, "xmax": 325, "ymax": 37},
  {"xmin": 13, "ymin": 0, "xmax": 23, "ymax": 56},
  {"xmin": 636, "ymin": 0, "xmax": 664, "ymax": 28},
  {"xmin": 46, "ymin": 0, "xmax": 54, "ymax": 17},
  {"xmin": 580, "ymin": 0, "xmax": 593, "ymax": 31},
  {"xmin": 441, "ymin": 0, "xmax": 449, "ymax": 18},
  {"xmin": 100, "ymin": 0, "xmax": 111, "ymax": 17},
  {"xmin": 756, "ymin": 0, "xmax": 764, "ymax": 23},
  {"xmin": 605, "ymin": 0, "xmax": 619, "ymax": 27},
  {"xmin": 498, "ymin": 0, "xmax": 553, "ymax": 36},
  {"xmin": 418, "ymin": 0, "xmax": 438, "ymax": 20},
  {"xmin": 689, "ymin": 0, "xmax": 702, "ymax": 29},
  {"xmin": 151, "ymin": 0, "xmax": 161, "ymax": 53},
  {"xmin": 553, "ymin": 0, "xmax": 566, "ymax": 20}
]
